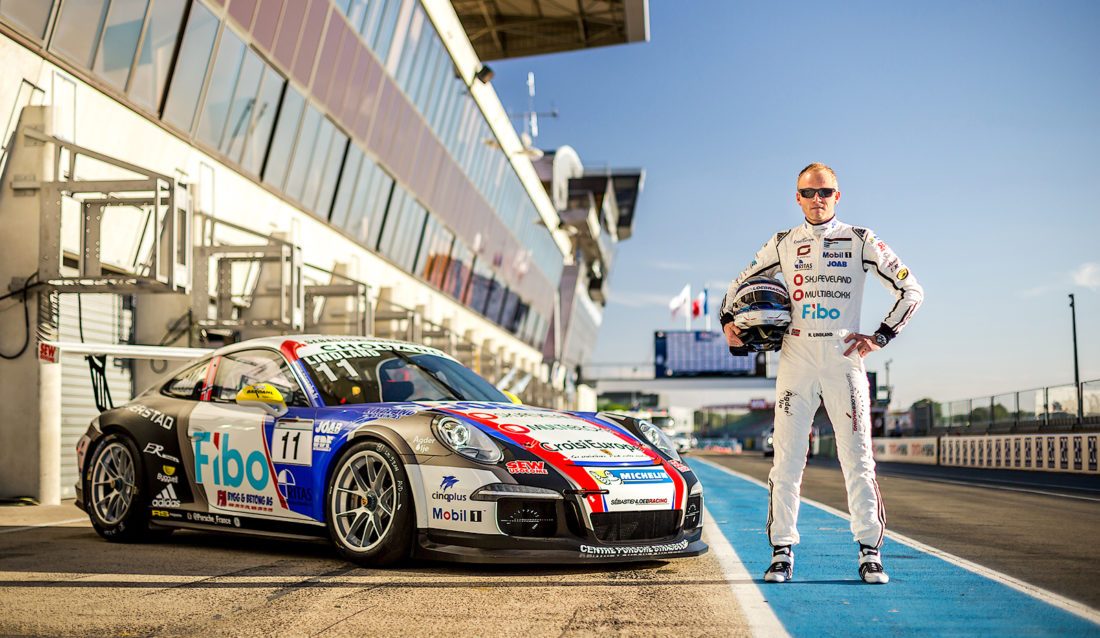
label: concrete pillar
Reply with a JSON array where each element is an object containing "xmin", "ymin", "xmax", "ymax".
[
  {"xmin": 133, "ymin": 293, "xmax": 192, "ymax": 394},
  {"xmin": 0, "ymin": 106, "xmax": 58, "ymax": 501}
]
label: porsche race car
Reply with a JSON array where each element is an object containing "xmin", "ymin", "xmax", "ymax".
[{"xmin": 75, "ymin": 335, "xmax": 706, "ymax": 566}]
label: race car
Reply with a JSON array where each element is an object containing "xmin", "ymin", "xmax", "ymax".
[{"xmin": 75, "ymin": 335, "xmax": 706, "ymax": 566}]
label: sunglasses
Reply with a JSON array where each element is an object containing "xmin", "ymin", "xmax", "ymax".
[{"xmin": 798, "ymin": 188, "xmax": 837, "ymax": 199}]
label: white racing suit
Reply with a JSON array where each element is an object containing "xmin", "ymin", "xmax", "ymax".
[{"xmin": 720, "ymin": 217, "xmax": 923, "ymax": 547}]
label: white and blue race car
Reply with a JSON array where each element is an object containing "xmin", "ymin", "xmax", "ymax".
[{"xmin": 75, "ymin": 335, "xmax": 706, "ymax": 566}]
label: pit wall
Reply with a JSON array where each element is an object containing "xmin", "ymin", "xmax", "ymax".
[{"xmin": 818, "ymin": 433, "xmax": 1100, "ymax": 474}]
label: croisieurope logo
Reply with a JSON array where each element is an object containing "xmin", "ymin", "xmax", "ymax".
[{"xmin": 802, "ymin": 304, "xmax": 841, "ymax": 319}]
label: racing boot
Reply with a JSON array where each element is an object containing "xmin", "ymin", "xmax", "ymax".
[
  {"xmin": 858, "ymin": 544, "xmax": 889, "ymax": 584},
  {"xmin": 763, "ymin": 545, "xmax": 793, "ymax": 583}
]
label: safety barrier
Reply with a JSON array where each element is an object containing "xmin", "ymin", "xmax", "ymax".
[
  {"xmin": 872, "ymin": 436, "xmax": 939, "ymax": 465},
  {"xmin": 940, "ymin": 433, "xmax": 1099, "ymax": 474}
]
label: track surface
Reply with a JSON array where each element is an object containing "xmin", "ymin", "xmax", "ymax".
[
  {"xmin": 702, "ymin": 453, "xmax": 1100, "ymax": 609},
  {"xmin": 1, "ymin": 454, "xmax": 1098, "ymax": 636}
]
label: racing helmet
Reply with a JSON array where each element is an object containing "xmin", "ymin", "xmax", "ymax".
[{"xmin": 729, "ymin": 276, "xmax": 791, "ymax": 351}]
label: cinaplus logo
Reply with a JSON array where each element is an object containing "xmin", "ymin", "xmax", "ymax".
[
  {"xmin": 432, "ymin": 475, "xmax": 466, "ymax": 502},
  {"xmin": 802, "ymin": 304, "xmax": 841, "ymax": 319}
]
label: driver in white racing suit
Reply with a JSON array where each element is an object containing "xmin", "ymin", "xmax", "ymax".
[{"xmin": 721, "ymin": 163, "xmax": 923, "ymax": 584}]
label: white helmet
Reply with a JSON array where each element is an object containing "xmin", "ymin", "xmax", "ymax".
[{"xmin": 730, "ymin": 276, "xmax": 791, "ymax": 351}]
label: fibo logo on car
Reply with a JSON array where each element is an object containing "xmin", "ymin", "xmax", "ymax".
[{"xmin": 193, "ymin": 432, "xmax": 270, "ymax": 490}]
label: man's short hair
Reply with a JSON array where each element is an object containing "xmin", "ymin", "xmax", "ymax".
[{"xmin": 797, "ymin": 162, "xmax": 838, "ymax": 188}]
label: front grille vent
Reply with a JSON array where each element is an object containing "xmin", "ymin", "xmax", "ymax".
[{"xmin": 590, "ymin": 509, "xmax": 680, "ymax": 542}]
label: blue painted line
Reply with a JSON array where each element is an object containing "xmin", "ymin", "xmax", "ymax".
[{"xmin": 689, "ymin": 457, "xmax": 1100, "ymax": 637}]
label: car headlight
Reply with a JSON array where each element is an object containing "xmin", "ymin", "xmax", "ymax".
[
  {"xmin": 637, "ymin": 420, "xmax": 682, "ymax": 462},
  {"xmin": 432, "ymin": 416, "xmax": 502, "ymax": 463}
]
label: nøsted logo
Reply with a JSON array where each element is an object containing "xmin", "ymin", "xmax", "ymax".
[{"xmin": 801, "ymin": 304, "xmax": 841, "ymax": 319}]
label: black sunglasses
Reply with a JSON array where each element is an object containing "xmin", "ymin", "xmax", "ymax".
[{"xmin": 798, "ymin": 188, "xmax": 837, "ymax": 199}]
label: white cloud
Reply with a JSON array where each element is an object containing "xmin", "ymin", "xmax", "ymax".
[{"xmin": 1073, "ymin": 262, "xmax": 1100, "ymax": 291}]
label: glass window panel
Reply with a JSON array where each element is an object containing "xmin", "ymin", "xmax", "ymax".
[
  {"xmin": 393, "ymin": 6, "xmax": 423, "ymax": 89},
  {"xmin": 370, "ymin": 0, "xmax": 402, "ymax": 57},
  {"xmin": 51, "ymin": 0, "xmax": 110, "ymax": 67},
  {"xmin": 240, "ymin": 65, "xmax": 284, "ymax": 174},
  {"xmin": 128, "ymin": 0, "xmax": 186, "ymax": 111},
  {"xmin": 92, "ymin": 0, "xmax": 148, "ymax": 90},
  {"xmin": 443, "ymin": 239, "xmax": 472, "ymax": 301},
  {"xmin": 220, "ymin": 47, "xmax": 263, "ymax": 160},
  {"xmin": 298, "ymin": 116, "xmax": 335, "ymax": 206},
  {"xmin": 346, "ymin": 0, "xmax": 369, "ymax": 32},
  {"xmin": 500, "ymin": 290, "xmax": 519, "ymax": 331},
  {"xmin": 511, "ymin": 299, "xmax": 529, "ymax": 335},
  {"xmin": 314, "ymin": 131, "xmax": 347, "ymax": 218},
  {"xmin": 162, "ymin": 2, "xmax": 219, "ymax": 132},
  {"xmin": 358, "ymin": 0, "xmax": 384, "ymax": 40},
  {"xmin": 263, "ymin": 86, "xmax": 305, "ymax": 189},
  {"xmin": 467, "ymin": 259, "xmax": 492, "ymax": 315},
  {"xmin": 329, "ymin": 145, "xmax": 363, "ymax": 228},
  {"xmin": 484, "ymin": 280, "xmax": 506, "ymax": 324},
  {"xmin": 195, "ymin": 28, "xmax": 246, "ymax": 147},
  {"xmin": 332, "ymin": 0, "xmax": 351, "ymax": 14},
  {"xmin": 1, "ymin": 0, "xmax": 55, "ymax": 38},
  {"xmin": 283, "ymin": 104, "xmax": 322, "ymax": 199},
  {"xmin": 356, "ymin": 159, "xmax": 392, "ymax": 249},
  {"xmin": 415, "ymin": 216, "xmax": 452, "ymax": 288}
]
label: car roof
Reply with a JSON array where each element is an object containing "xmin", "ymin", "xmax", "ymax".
[{"xmin": 210, "ymin": 335, "xmax": 452, "ymax": 360}]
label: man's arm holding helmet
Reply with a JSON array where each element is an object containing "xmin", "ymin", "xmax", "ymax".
[
  {"xmin": 844, "ymin": 229, "xmax": 925, "ymax": 357},
  {"xmin": 721, "ymin": 234, "xmax": 783, "ymax": 347}
]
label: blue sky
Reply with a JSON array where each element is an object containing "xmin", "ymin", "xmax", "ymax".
[{"xmin": 491, "ymin": 1, "xmax": 1100, "ymax": 409}]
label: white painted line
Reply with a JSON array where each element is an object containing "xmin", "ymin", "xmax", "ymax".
[
  {"xmin": 0, "ymin": 517, "xmax": 88, "ymax": 535},
  {"xmin": 702, "ymin": 507, "xmax": 790, "ymax": 638},
  {"xmin": 694, "ymin": 457, "xmax": 1100, "ymax": 627}
]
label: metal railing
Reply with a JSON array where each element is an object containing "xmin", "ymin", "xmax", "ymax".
[{"xmin": 933, "ymin": 379, "xmax": 1100, "ymax": 433}]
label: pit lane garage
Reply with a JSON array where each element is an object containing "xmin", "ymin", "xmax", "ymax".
[{"xmin": 75, "ymin": 336, "xmax": 706, "ymax": 566}]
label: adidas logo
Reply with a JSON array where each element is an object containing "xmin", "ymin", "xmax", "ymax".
[{"xmin": 151, "ymin": 484, "xmax": 180, "ymax": 508}]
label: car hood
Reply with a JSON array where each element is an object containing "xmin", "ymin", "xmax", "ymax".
[{"xmin": 421, "ymin": 402, "xmax": 660, "ymax": 466}]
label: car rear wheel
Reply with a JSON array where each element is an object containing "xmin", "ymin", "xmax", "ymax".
[
  {"xmin": 325, "ymin": 440, "xmax": 412, "ymax": 567},
  {"xmin": 86, "ymin": 433, "xmax": 158, "ymax": 542}
]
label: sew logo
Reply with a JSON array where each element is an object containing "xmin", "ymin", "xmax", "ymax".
[
  {"xmin": 801, "ymin": 304, "xmax": 841, "ymax": 319},
  {"xmin": 193, "ymin": 432, "xmax": 270, "ymax": 490}
]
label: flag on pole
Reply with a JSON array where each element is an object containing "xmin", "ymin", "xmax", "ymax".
[
  {"xmin": 669, "ymin": 284, "xmax": 691, "ymax": 317},
  {"xmin": 691, "ymin": 289, "xmax": 708, "ymax": 318}
]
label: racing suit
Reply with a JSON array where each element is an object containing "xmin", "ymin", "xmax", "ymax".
[{"xmin": 720, "ymin": 216, "xmax": 923, "ymax": 547}]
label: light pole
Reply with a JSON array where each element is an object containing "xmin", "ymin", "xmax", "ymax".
[{"xmin": 1070, "ymin": 294, "xmax": 1082, "ymax": 426}]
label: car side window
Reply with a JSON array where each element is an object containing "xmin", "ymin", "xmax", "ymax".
[
  {"xmin": 162, "ymin": 360, "xmax": 211, "ymax": 400},
  {"xmin": 209, "ymin": 350, "xmax": 310, "ymax": 407}
]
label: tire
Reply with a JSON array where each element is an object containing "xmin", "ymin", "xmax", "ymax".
[
  {"xmin": 325, "ymin": 440, "xmax": 413, "ymax": 567},
  {"xmin": 85, "ymin": 432, "xmax": 158, "ymax": 542}
]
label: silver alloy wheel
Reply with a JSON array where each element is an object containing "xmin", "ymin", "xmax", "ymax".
[
  {"xmin": 330, "ymin": 449, "xmax": 397, "ymax": 553},
  {"xmin": 91, "ymin": 441, "xmax": 136, "ymax": 524}
]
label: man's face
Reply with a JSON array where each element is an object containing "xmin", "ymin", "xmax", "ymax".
[{"xmin": 796, "ymin": 170, "xmax": 840, "ymax": 224}]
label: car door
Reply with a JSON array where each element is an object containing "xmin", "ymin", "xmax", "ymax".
[{"xmin": 187, "ymin": 348, "xmax": 319, "ymax": 523}]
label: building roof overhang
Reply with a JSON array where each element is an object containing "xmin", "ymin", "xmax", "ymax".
[{"xmin": 452, "ymin": 0, "xmax": 650, "ymax": 61}]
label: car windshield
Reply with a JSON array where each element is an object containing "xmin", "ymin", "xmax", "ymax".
[{"xmin": 299, "ymin": 350, "xmax": 510, "ymax": 406}]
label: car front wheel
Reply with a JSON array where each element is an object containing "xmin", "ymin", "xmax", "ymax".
[{"xmin": 325, "ymin": 440, "xmax": 413, "ymax": 567}]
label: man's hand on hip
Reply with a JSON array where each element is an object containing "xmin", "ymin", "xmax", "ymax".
[
  {"xmin": 724, "ymin": 322, "xmax": 744, "ymax": 347},
  {"xmin": 844, "ymin": 333, "xmax": 881, "ymax": 358}
]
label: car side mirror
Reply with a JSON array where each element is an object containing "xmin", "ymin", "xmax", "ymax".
[
  {"xmin": 501, "ymin": 390, "xmax": 522, "ymax": 405},
  {"xmin": 235, "ymin": 383, "xmax": 288, "ymax": 417}
]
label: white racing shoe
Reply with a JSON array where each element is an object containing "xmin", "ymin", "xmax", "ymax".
[
  {"xmin": 763, "ymin": 546, "xmax": 793, "ymax": 583},
  {"xmin": 858, "ymin": 544, "xmax": 889, "ymax": 584}
]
